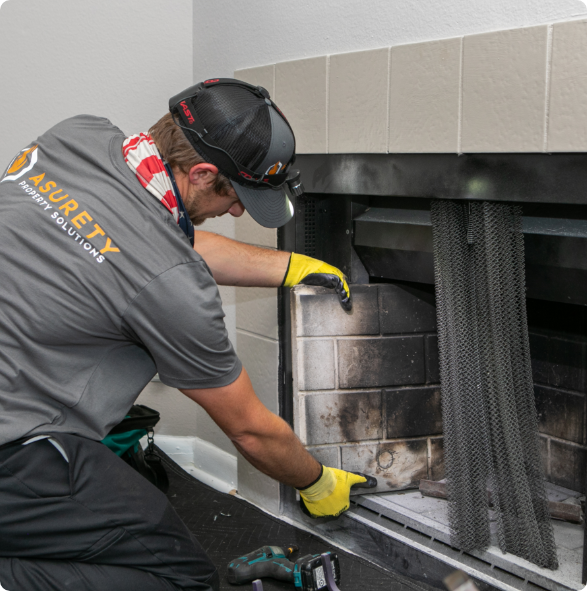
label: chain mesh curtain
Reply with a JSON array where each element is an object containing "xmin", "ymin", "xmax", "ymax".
[{"xmin": 431, "ymin": 200, "xmax": 558, "ymax": 570}]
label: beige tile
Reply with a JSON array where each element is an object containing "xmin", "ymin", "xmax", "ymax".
[
  {"xmin": 389, "ymin": 38, "xmax": 461, "ymax": 153},
  {"xmin": 234, "ymin": 64, "xmax": 275, "ymax": 97},
  {"xmin": 237, "ymin": 451, "xmax": 280, "ymax": 513},
  {"xmin": 462, "ymin": 25, "xmax": 549, "ymax": 152},
  {"xmin": 236, "ymin": 330, "xmax": 279, "ymax": 413},
  {"xmin": 274, "ymin": 56, "xmax": 328, "ymax": 154},
  {"xmin": 549, "ymin": 20, "xmax": 587, "ymax": 151},
  {"xmin": 235, "ymin": 210, "xmax": 277, "ymax": 248},
  {"xmin": 236, "ymin": 286, "xmax": 278, "ymax": 340},
  {"xmin": 328, "ymin": 48, "xmax": 390, "ymax": 153}
]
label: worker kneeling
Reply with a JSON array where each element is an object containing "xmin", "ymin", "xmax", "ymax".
[{"xmin": 0, "ymin": 79, "xmax": 374, "ymax": 591}]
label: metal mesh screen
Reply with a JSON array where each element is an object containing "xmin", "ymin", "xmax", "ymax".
[{"xmin": 431, "ymin": 200, "xmax": 558, "ymax": 570}]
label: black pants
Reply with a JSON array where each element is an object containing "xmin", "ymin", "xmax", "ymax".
[{"xmin": 0, "ymin": 433, "xmax": 219, "ymax": 591}]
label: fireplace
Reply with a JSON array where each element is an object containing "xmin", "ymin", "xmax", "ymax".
[{"xmin": 277, "ymin": 153, "xmax": 587, "ymax": 591}]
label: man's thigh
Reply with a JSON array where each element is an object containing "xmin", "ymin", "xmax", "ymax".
[{"xmin": 0, "ymin": 434, "xmax": 217, "ymax": 590}]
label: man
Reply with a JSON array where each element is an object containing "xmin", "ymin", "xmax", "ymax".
[{"xmin": 0, "ymin": 79, "xmax": 368, "ymax": 591}]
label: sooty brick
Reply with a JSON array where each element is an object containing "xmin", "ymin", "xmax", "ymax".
[
  {"xmin": 530, "ymin": 332, "xmax": 586, "ymax": 392},
  {"xmin": 539, "ymin": 435, "xmax": 549, "ymax": 478},
  {"xmin": 341, "ymin": 439, "xmax": 428, "ymax": 493},
  {"xmin": 385, "ymin": 387, "xmax": 442, "ymax": 439},
  {"xmin": 297, "ymin": 339, "xmax": 335, "ymax": 391},
  {"xmin": 306, "ymin": 445, "xmax": 341, "ymax": 469},
  {"xmin": 429, "ymin": 438, "xmax": 445, "ymax": 481},
  {"xmin": 425, "ymin": 335, "xmax": 440, "ymax": 384},
  {"xmin": 550, "ymin": 440, "xmax": 587, "ymax": 493},
  {"xmin": 379, "ymin": 283, "xmax": 437, "ymax": 334},
  {"xmin": 338, "ymin": 336, "xmax": 425, "ymax": 389},
  {"xmin": 295, "ymin": 285, "xmax": 379, "ymax": 337},
  {"xmin": 535, "ymin": 385, "xmax": 584, "ymax": 444},
  {"xmin": 304, "ymin": 390, "xmax": 383, "ymax": 445}
]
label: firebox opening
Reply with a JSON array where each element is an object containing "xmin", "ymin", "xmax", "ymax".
[{"xmin": 280, "ymin": 154, "xmax": 587, "ymax": 591}]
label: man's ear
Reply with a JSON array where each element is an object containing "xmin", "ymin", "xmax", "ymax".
[{"xmin": 188, "ymin": 163, "xmax": 219, "ymax": 187}]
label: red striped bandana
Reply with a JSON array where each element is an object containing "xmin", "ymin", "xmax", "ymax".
[{"xmin": 122, "ymin": 133, "xmax": 179, "ymax": 223}]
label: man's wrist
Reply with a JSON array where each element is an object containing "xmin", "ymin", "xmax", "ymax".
[
  {"xmin": 281, "ymin": 253, "xmax": 293, "ymax": 287},
  {"xmin": 296, "ymin": 463, "xmax": 323, "ymax": 491}
]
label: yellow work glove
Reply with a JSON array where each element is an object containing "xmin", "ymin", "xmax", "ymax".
[
  {"xmin": 297, "ymin": 465, "xmax": 376, "ymax": 518},
  {"xmin": 282, "ymin": 253, "xmax": 352, "ymax": 311}
]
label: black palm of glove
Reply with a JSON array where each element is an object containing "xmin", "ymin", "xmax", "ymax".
[{"xmin": 282, "ymin": 254, "xmax": 352, "ymax": 311}]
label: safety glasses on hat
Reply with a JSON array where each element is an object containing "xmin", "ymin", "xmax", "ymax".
[{"xmin": 169, "ymin": 78, "xmax": 297, "ymax": 228}]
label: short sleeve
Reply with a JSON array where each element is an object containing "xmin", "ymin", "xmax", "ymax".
[{"xmin": 122, "ymin": 262, "xmax": 242, "ymax": 389}]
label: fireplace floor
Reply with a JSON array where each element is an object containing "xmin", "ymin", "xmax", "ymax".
[{"xmin": 351, "ymin": 483, "xmax": 584, "ymax": 591}]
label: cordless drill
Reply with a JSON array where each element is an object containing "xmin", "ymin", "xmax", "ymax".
[{"xmin": 227, "ymin": 545, "xmax": 341, "ymax": 590}]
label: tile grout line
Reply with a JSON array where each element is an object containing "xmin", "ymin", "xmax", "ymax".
[
  {"xmin": 299, "ymin": 384, "xmax": 440, "ymax": 395},
  {"xmin": 298, "ymin": 334, "xmax": 429, "ymax": 341},
  {"xmin": 543, "ymin": 24, "xmax": 554, "ymax": 153},
  {"xmin": 546, "ymin": 437, "xmax": 552, "ymax": 480},
  {"xmin": 427, "ymin": 438, "xmax": 433, "ymax": 480},
  {"xmin": 326, "ymin": 55, "xmax": 330, "ymax": 154},
  {"xmin": 235, "ymin": 328, "xmax": 278, "ymax": 344},
  {"xmin": 333, "ymin": 338, "xmax": 339, "ymax": 390},
  {"xmin": 386, "ymin": 46, "xmax": 392, "ymax": 154},
  {"xmin": 457, "ymin": 36, "xmax": 464, "ymax": 154}
]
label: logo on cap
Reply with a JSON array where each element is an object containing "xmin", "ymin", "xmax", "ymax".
[
  {"xmin": 1, "ymin": 145, "xmax": 38, "ymax": 183},
  {"xmin": 265, "ymin": 162, "xmax": 284, "ymax": 176},
  {"xmin": 180, "ymin": 101, "xmax": 195, "ymax": 125}
]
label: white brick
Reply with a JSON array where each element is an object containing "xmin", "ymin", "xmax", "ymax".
[
  {"xmin": 389, "ymin": 38, "xmax": 461, "ymax": 153},
  {"xmin": 329, "ymin": 48, "xmax": 390, "ymax": 153},
  {"xmin": 462, "ymin": 25, "xmax": 549, "ymax": 152},
  {"xmin": 275, "ymin": 56, "xmax": 328, "ymax": 154},
  {"xmin": 236, "ymin": 287, "xmax": 278, "ymax": 340},
  {"xmin": 236, "ymin": 330, "xmax": 279, "ymax": 413},
  {"xmin": 234, "ymin": 64, "xmax": 275, "ymax": 97},
  {"xmin": 548, "ymin": 20, "xmax": 587, "ymax": 151},
  {"xmin": 235, "ymin": 211, "xmax": 277, "ymax": 248}
]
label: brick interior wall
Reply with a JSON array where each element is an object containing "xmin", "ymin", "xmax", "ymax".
[
  {"xmin": 292, "ymin": 284, "xmax": 587, "ymax": 495},
  {"xmin": 529, "ymin": 299, "xmax": 587, "ymax": 494},
  {"xmin": 291, "ymin": 283, "xmax": 443, "ymax": 494}
]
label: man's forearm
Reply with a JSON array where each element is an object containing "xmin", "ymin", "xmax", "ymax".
[
  {"xmin": 231, "ymin": 413, "xmax": 321, "ymax": 488},
  {"xmin": 193, "ymin": 230, "xmax": 290, "ymax": 287}
]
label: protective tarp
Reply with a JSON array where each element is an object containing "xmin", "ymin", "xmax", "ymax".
[{"xmin": 431, "ymin": 200, "xmax": 558, "ymax": 570}]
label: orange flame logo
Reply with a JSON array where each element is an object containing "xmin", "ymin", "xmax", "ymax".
[{"xmin": 7, "ymin": 145, "xmax": 37, "ymax": 175}]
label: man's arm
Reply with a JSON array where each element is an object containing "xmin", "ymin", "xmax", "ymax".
[
  {"xmin": 180, "ymin": 367, "xmax": 321, "ymax": 488},
  {"xmin": 193, "ymin": 230, "xmax": 351, "ymax": 310},
  {"xmin": 193, "ymin": 230, "xmax": 290, "ymax": 287}
]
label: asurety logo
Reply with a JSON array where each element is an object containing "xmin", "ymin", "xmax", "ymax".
[
  {"xmin": 1, "ymin": 145, "xmax": 39, "ymax": 183},
  {"xmin": 2, "ymin": 145, "xmax": 120, "ymax": 263}
]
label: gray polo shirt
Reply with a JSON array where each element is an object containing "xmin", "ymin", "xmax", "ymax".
[{"xmin": 0, "ymin": 115, "xmax": 242, "ymax": 446}]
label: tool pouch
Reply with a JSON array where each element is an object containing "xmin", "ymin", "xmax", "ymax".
[{"xmin": 101, "ymin": 404, "xmax": 169, "ymax": 493}]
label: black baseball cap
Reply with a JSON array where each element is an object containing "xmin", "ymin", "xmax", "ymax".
[{"xmin": 169, "ymin": 78, "xmax": 296, "ymax": 228}]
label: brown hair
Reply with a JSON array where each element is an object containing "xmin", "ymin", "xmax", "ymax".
[{"xmin": 149, "ymin": 113, "xmax": 233, "ymax": 196}]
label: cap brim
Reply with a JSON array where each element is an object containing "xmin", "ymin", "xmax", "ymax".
[{"xmin": 231, "ymin": 180, "xmax": 294, "ymax": 228}]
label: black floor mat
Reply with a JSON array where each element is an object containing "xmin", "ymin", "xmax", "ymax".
[{"xmin": 162, "ymin": 454, "xmax": 426, "ymax": 591}]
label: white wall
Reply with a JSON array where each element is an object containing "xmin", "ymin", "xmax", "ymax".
[
  {"xmin": 0, "ymin": 0, "xmax": 235, "ymax": 451},
  {"xmin": 0, "ymin": 0, "xmax": 192, "ymax": 166},
  {"xmin": 193, "ymin": 0, "xmax": 587, "ymax": 80}
]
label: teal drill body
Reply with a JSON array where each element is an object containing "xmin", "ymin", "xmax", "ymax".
[{"xmin": 227, "ymin": 545, "xmax": 340, "ymax": 590}]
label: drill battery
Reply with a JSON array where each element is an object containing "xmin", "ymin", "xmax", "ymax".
[
  {"xmin": 227, "ymin": 545, "xmax": 341, "ymax": 590},
  {"xmin": 294, "ymin": 552, "xmax": 340, "ymax": 591}
]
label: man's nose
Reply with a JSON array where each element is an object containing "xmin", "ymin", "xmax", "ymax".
[{"xmin": 228, "ymin": 200, "xmax": 245, "ymax": 218}]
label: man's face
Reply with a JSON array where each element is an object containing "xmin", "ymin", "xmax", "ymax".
[{"xmin": 185, "ymin": 182, "xmax": 245, "ymax": 226}]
